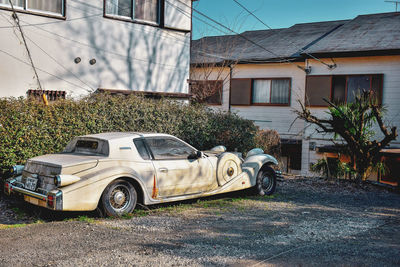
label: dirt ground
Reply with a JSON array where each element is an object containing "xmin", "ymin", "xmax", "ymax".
[{"xmin": 0, "ymin": 176, "xmax": 399, "ymax": 266}]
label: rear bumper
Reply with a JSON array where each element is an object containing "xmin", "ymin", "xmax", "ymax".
[{"xmin": 4, "ymin": 180, "xmax": 63, "ymax": 210}]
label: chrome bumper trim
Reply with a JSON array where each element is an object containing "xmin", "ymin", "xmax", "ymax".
[{"xmin": 9, "ymin": 184, "xmax": 47, "ymax": 201}]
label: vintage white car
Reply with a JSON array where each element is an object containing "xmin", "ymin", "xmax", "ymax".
[{"xmin": 4, "ymin": 132, "xmax": 280, "ymax": 216}]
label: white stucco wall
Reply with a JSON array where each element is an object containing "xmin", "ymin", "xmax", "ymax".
[{"xmin": 0, "ymin": 0, "xmax": 191, "ymax": 98}]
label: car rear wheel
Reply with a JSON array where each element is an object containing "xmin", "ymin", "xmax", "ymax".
[
  {"xmin": 255, "ymin": 166, "xmax": 276, "ymax": 196},
  {"xmin": 101, "ymin": 179, "xmax": 137, "ymax": 217}
]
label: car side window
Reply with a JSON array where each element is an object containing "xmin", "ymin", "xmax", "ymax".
[
  {"xmin": 133, "ymin": 139, "xmax": 151, "ymax": 160},
  {"xmin": 145, "ymin": 137, "xmax": 195, "ymax": 160}
]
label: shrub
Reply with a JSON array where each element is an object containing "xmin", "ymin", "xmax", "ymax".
[
  {"xmin": 254, "ymin": 129, "xmax": 281, "ymax": 159},
  {"xmin": 0, "ymin": 94, "xmax": 257, "ymax": 174}
]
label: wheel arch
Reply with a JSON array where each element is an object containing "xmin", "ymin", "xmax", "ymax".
[{"xmin": 242, "ymin": 154, "xmax": 279, "ymax": 186}]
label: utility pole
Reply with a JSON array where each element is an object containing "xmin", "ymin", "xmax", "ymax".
[{"xmin": 385, "ymin": 0, "xmax": 400, "ymax": 12}]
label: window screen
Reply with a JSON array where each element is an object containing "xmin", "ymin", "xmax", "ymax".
[
  {"xmin": 270, "ymin": 79, "xmax": 290, "ymax": 104},
  {"xmin": 189, "ymin": 80, "xmax": 223, "ymax": 105},
  {"xmin": 252, "ymin": 80, "xmax": 271, "ymax": 103},
  {"xmin": 230, "ymin": 79, "xmax": 251, "ymax": 105},
  {"xmin": 135, "ymin": 0, "xmax": 158, "ymax": 23},
  {"xmin": 146, "ymin": 138, "xmax": 195, "ymax": 160},
  {"xmin": 133, "ymin": 139, "xmax": 150, "ymax": 160},
  {"xmin": 105, "ymin": 0, "xmax": 132, "ymax": 17},
  {"xmin": 332, "ymin": 76, "xmax": 346, "ymax": 104},
  {"xmin": 305, "ymin": 76, "xmax": 331, "ymax": 106},
  {"xmin": 105, "ymin": 0, "xmax": 159, "ymax": 23},
  {"xmin": 0, "ymin": 0, "xmax": 64, "ymax": 15},
  {"xmin": 28, "ymin": 0, "xmax": 63, "ymax": 14}
]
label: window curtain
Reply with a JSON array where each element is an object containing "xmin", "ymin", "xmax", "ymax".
[
  {"xmin": 28, "ymin": 0, "xmax": 63, "ymax": 14},
  {"xmin": 270, "ymin": 79, "xmax": 289, "ymax": 104},
  {"xmin": 0, "ymin": 0, "xmax": 24, "ymax": 8},
  {"xmin": 106, "ymin": 0, "xmax": 132, "ymax": 17},
  {"xmin": 135, "ymin": 0, "xmax": 158, "ymax": 22},
  {"xmin": 252, "ymin": 80, "xmax": 271, "ymax": 103}
]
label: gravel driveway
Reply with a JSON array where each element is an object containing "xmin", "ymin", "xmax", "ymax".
[{"xmin": 0, "ymin": 176, "xmax": 399, "ymax": 266}]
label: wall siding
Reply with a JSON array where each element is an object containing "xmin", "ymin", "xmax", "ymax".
[{"xmin": 0, "ymin": 0, "xmax": 190, "ymax": 98}]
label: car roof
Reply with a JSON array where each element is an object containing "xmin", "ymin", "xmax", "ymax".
[{"xmin": 80, "ymin": 132, "xmax": 175, "ymax": 141}]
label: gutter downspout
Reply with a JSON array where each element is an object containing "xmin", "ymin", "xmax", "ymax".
[{"xmin": 228, "ymin": 64, "xmax": 233, "ymax": 113}]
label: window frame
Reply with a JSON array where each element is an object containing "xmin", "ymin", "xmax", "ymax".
[
  {"xmin": 0, "ymin": 0, "xmax": 66, "ymax": 19},
  {"xmin": 251, "ymin": 77, "xmax": 291, "ymax": 106},
  {"xmin": 103, "ymin": 0, "xmax": 162, "ymax": 27},
  {"xmin": 305, "ymin": 74, "xmax": 384, "ymax": 107},
  {"xmin": 144, "ymin": 136, "xmax": 196, "ymax": 161},
  {"xmin": 230, "ymin": 77, "xmax": 291, "ymax": 107}
]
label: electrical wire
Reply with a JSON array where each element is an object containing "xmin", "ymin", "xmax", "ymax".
[
  {"xmin": 0, "ymin": 12, "xmax": 94, "ymax": 91},
  {"xmin": 168, "ymin": 0, "xmax": 305, "ymax": 70},
  {"xmin": 0, "ymin": 48, "xmax": 92, "ymax": 93},
  {"xmin": 7, "ymin": 0, "xmax": 43, "ymax": 90},
  {"xmin": 231, "ymin": 0, "xmax": 335, "ymax": 68}
]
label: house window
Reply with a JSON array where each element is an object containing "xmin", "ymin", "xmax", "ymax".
[
  {"xmin": 105, "ymin": 0, "xmax": 160, "ymax": 24},
  {"xmin": 0, "ymin": 0, "xmax": 64, "ymax": 16},
  {"xmin": 306, "ymin": 74, "xmax": 383, "ymax": 106},
  {"xmin": 230, "ymin": 78, "xmax": 291, "ymax": 106},
  {"xmin": 189, "ymin": 80, "xmax": 222, "ymax": 105},
  {"xmin": 252, "ymin": 79, "xmax": 290, "ymax": 105}
]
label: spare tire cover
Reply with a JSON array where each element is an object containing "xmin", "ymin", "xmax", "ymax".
[{"xmin": 216, "ymin": 152, "xmax": 242, "ymax": 186}]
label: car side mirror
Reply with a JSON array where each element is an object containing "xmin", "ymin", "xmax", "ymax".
[{"xmin": 188, "ymin": 150, "xmax": 203, "ymax": 160}]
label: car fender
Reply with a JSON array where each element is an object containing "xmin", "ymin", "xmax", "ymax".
[
  {"xmin": 60, "ymin": 166, "xmax": 151, "ymax": 211},
  {"xmin": 241, "ymin": 154, "xmax": 278, "ymax": 187}
]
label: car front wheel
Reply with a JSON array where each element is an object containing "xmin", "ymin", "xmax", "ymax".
[
  {"xmin": 255, "ymin": 166, "xmax": 277, "ymax": 196},
  {"xmin": 101, "ymin": 179, "xmax": 137, "ymax": 217}
]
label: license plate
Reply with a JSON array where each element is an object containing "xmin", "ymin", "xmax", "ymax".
[{"xmin": 25, "ymin": 177, "xmax": 38, "ymax": 191}]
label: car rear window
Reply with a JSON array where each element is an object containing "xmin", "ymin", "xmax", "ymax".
[
  {"xmin": 63, "ymin": 138, "xmax": 109, "ymax": 156},
  {"xmin": 76, "ymin": 140, "xmax": 98, "ymax": 150}
]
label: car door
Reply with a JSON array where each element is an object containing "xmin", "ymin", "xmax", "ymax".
[{"xmin": 145, "ymin": 137, "xmax": 216, "ymax": 197}]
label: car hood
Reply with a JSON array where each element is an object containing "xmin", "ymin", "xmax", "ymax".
[{"xmin": 25, "ymin": 153, "xmax": 103, "ymax": 175}]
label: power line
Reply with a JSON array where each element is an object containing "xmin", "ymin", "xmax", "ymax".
[
  {"xmin": 16, "ymin": 18, "xmax": 187, "ymax": 71},
  {"xmin": 7, "ymin": 0, "xmax": 43, "ymax": 90},
  {"xmin": 169, "ymin": 0, "xmax": 306, "ymax": 70},
  {"xmin": 231, "ymin": 0, "xmax": 334, "ymax": 68},
  {"xmin": 0, "ymin": 48, "xmax": 93, "ymax": 93}
]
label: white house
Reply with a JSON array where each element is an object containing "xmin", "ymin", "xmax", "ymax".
[
  {"xmin": 191, "ymin": 12, "xmax": 400, "ymax": 185},
  {"xmin": 0, "ymin": 0, "xmax": 193, "ymax": 99}
]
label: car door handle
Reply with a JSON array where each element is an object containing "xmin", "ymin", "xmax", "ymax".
[{"xmin": 159, "ymin": 168, "xmax": 168, "ymax": 173}]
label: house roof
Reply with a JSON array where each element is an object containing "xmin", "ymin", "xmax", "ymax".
[
  {"xmin": 191, "ymin": 12, "xmax": 400, "ymax": 65},
  {"xmin": 303, "ymin": 12, "xmax": 400, "ymax": 56}
]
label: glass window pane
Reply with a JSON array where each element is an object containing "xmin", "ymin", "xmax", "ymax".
[
  {"xmin": 105, "ymin": 0, "xmax": 132, "ymax": 18},
  {"xmin": 270, "ymin": 79, "xmax": 290, "ymax": 104},
  {"xmin": 135, "ymin": 0, "xmax": 158, "ymax": 23},
  {"xmin": 252, "ymin": 80, "xmax": 271, "ymax": 103},
  {"xmin": 371, "ymin": 74, "xmax": 383, "ymax": 105},
  {"xmin": 146, "ymin": 138, "xmax": 195, "ymax": 160},
  {"xmin": 133, "ymin": 139, "xmax": 150, "ymax": 160},
  {"xmin": 332, "ymin": 76, "xmax": 346, "ymax": 104},
  {"xmin": 305, "ymin": 76, "xmax": 331, "ymax": 106},
  {"xmin": 230, "ymin": 79, "xmax": 252, "ymax": 105},
  {"xmin": 0, "ymin": 0, "xmax": 23, "ymax": 7},
  {"xmin": 347, "ymin": 75, "xmax": 371, "ymax": 103},
  {"xmin": 28, "ymin": 0, "xmax": 63, "ymax": 14}
]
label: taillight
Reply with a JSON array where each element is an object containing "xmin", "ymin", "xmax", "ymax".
[
  {"xmin": 47, "ymin": 195, "xmax": 54, "ymax": 208},
  {"xmin": 4, "ymin": 182, "xmax": 11, "ymax": 195}
]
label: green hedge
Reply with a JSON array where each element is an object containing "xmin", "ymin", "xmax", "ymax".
[{"xmin": 0, "ymin": 94, "xmax": 257, "ymax": 174}]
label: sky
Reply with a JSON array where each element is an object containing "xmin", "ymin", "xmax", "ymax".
[{"xmin": 192, "ymin": 0, "xmax": 396, "ymax": 39}]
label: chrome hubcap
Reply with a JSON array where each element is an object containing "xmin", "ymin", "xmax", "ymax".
[{"xmin": 109, "ymin": 185, "xmax": 131, "ymax": 211}]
